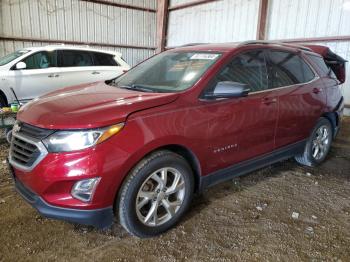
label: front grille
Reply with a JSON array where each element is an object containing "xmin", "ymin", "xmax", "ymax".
[
  {"xmin": 9, "ymin": 122, "xmax": 50, "ymax": 171},
  {"xmin": 11, "ymin": 137, "xmax": 41, "ymax": 167},
  {"xmin": 20, "ymin": 122, "xmax": 55, "ymax": 140}
]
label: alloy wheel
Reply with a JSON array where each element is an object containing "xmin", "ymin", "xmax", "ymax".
[
  {"xmin": 135, "ymin": 167, "xmax": 186, "ymax": 227},
  {"xmin": 312, "ymin": 125, "xmax": 331, "ymax": 160}
]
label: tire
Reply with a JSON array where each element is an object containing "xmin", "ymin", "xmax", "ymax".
[
  {"xmin": 0, "ymin": 95, "xmax": 7, "ymax": 108},
  {"xmin": 117, "ymin": 150, "xmax": 194, "ymax": 238},
  {"xmin": 295, "ymin": 117, "xmax": 333, "ymax": 167}
]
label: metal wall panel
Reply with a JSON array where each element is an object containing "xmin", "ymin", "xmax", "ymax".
[
  {"xmin": 266, "ymin": 0, "xmax": 350, "ymax": 112},
  {"xmin": 0, "ymin": 0, "xmax": 157, "ymax": 65},
  {"xmin": 267, "ymin": 0, "xmax": 350, "ymax": 40},
  {"xmin": 0, "ymin": 1, "xmax": 3, "ymax": 36},
  {"xmin": 169, "ymin": 0, "xmax": 192, "ymax": 7},
  {"xmin": 105, "ymin": 0, "xmax": 157, "ymax": 9},
  {"xmin": 167, "ymin": 0, "xmax": 260, "ymax": 47}
]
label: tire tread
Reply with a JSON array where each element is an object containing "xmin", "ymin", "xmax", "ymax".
[{"xmin": 118, "ymin": 150, "xmax": 191, "ymax": 237}]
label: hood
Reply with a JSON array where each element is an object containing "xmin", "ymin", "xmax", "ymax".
[{"xmin": 17, "ymin": 81, "xmax": 179, "ymax": 129}]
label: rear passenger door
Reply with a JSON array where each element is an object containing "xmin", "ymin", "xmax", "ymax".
[
  {"xmin": 306, "ymin": 54, "xmax": 341, "ymax": 111},
  {"xmin": 58, "ymin": 50, "xmax": 97, "ymax": 87},
  {"xmin": 202, "ymin": 49, "xmax": 279, "ymax": 173},
  {"xmin": 267, "ymin": 50, "xmax": 326, "ymax": 148}
]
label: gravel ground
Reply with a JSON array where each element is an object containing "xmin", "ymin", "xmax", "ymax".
[{"xmin": 0, "ymin": 118, "xmax": 349, "ymax": 261}]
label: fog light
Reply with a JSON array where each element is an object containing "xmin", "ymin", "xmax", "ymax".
[{"xmin": 71, "ymin": 178, "xmax": 101, "ymax": 202}]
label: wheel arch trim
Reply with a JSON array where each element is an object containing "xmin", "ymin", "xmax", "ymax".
[{"xmin": 111, "ymin": 140, "xmax": 203, "ymax": 212}]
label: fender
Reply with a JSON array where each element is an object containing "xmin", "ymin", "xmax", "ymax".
[{"xmin": 108, "ymin": 135, "xmax": 204, "ymax": 203}]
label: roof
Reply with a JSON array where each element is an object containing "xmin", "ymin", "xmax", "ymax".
[
  {"xmin": 22, "ymin": 45, "xmax": 121, "ymax": 56},
  {"xmin": 167, "ymin": 41, "xmax": 318, "ymax": 53},
  {"xmin": 168, "ymin": 43, "xmax": 240, "ymax": 52}
]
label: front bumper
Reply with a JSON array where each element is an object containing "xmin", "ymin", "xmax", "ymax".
[{"xmin": 13, "ymin": 172, "xmax": 114, "ymax": 229}]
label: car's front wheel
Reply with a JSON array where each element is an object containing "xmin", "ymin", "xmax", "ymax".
[
  {"xmin": 117, "ymin": 150, "xmax": 194, "ymax": 238},
  {"xmin": 295, "ymin": 117, "xmax": 333, "ymax": 167},
  {"xmin": 0, "ymin": 95, "xmax": 7, "ymax": 108}
]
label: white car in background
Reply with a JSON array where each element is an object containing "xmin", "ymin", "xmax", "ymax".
[{"xmin": 0, "ymin": 45, "xmax": 130, "ymax": 107}]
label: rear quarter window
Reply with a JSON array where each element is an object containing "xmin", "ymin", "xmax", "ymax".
[
  {"xmin": 93, "ymin": 52, "xmax": 119, "ymax": 66},
  {"xmin": 268, "ymin": 51, "xmax": 315, "ymax": 88},
  {"xmin": 306, "ymin": 54, "xmax": 333, "ymax": 77}
]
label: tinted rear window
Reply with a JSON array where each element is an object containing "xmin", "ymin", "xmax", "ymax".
[
  {"xmin": 93, "ymin": 52, "xmax": 119, "ymax": 66},
  {"xmin": 268, "ymin": 51, "xmax": 315, "ymax": 88}
]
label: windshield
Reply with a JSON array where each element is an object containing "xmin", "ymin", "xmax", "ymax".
[
  {"xmin": 0, "ymin": 50, "xmax": 30, "ymax": 66},
  {"xmin": 112, "ymin": 52, "xmax": 221, "ymax": 92}
]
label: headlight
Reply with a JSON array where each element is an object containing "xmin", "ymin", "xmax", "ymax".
[{"xmin": 43, "ymin": 123, "xmax": 124, "ymax": 152}]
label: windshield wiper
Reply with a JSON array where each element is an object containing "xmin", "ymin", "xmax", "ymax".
[{"xmin": 118, "ymin": 84, "xmax": 155, "ymax": 93}]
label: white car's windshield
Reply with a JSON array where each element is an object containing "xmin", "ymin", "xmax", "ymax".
[
  {"xmin": 0, "ymin": 50, "xmax": 30, "ymax": 66},
  {"xmin": 112, "ymin": 52, "xmax": 222, "ymax": 93}
]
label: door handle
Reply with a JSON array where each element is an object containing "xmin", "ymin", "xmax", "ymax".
[
  {"xmin": 48, "ymin": 74, "xmax": 59, "ymax": 78},
  {"xmin": 92, "ymin": 71, "xmax": 100, "ymax": 75},
  {"xmin": 262, "ymin": 97, "xmax": 277, "ymax": 105},
  {"xmin": 313, "ymin": 87, "xmax": 322, "ymax": 94}
]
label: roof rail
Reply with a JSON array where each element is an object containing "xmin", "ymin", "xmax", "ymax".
[
  {"xmin": 239, "ymin": 40, "xmax": 312, "ymax": 51},
  {"xmin": 179, "ymin": 43, "xmax": 209, "ymax": 47}
]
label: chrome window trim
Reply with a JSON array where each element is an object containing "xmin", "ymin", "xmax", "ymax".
[
  {"xmin": 249, "ymin": 49, "xmax": 320, "ymax": 95},
  {"xmin": 248, "ymin": 75, "xmax": 320, "ymax": 95},
  {"xmin": 9, "ymin": 132, "xmax": 48, "ymax": 172}
]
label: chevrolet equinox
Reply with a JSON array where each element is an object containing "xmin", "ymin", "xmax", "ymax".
[{"xmin": 8, "ymin": 41, "xmax": 346, "ymax": 238}]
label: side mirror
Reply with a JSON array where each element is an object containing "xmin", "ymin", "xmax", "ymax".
[
  {"xmin": 205, "ymin": 81, "xmax": 250, "ymax": 99},
  {"xmin": 15, "ymin": 62, "xmax": 27, "ymax": 70}
]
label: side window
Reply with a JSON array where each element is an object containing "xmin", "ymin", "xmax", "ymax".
[
  {"xmin": 213, "ymin": 50, "xmax": 268, "ymax": 93},
  {"xmin": 93, "ymin": 52, "xmax": 119, "ymax": 66},
  {"xmin": 21, "ymin": 51, "xmax": 56, "ymax": 70},
  {"xmin": 306, "ymin": 54, "xmax": 335, "ymax": 78},
  {"xmin": 300, "ymin": 57, "xmax": 315, "ymax": 82},
  {"xmin": 58, "ymin": 50, "xmax": 93, "ymax": 67},
  {"xmin": 268, "ymin": 51, "xmax": 315, "ymax": 88}
]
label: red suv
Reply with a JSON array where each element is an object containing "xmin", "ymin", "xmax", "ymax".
[{"xmin": 8, "ymin": 41, "xmax": 346, "ymax": 237}]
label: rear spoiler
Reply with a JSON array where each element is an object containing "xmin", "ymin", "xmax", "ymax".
[{"xmin": 303, "ymin": 45, "xmax": 347, "ymax": 84}]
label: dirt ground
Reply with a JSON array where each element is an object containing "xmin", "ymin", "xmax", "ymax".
[{"xmin": 0, "ymin": 118, "xmax": 349, "ymax": 262}]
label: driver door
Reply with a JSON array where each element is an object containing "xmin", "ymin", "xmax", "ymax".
[
  {"xmin": 201, "ymin": 49, "xmax": 279, "ymax": 173},
  {"xmin": 7, "ymin": 51, "xmax": 62, "ymax": 102}
]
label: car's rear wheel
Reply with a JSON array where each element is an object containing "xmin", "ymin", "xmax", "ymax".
[
  {"xmin": 295, "ymin": 117, "xmax": 333, "ymax": 167},
  {"xmin": 117, "ymin": 150, "xmax": 194, "ymax": 238}
]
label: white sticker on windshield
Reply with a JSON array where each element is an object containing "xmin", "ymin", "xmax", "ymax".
[{"xmin": 190, "ymin": 54, "xmax": 219, "ymax": 60}]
